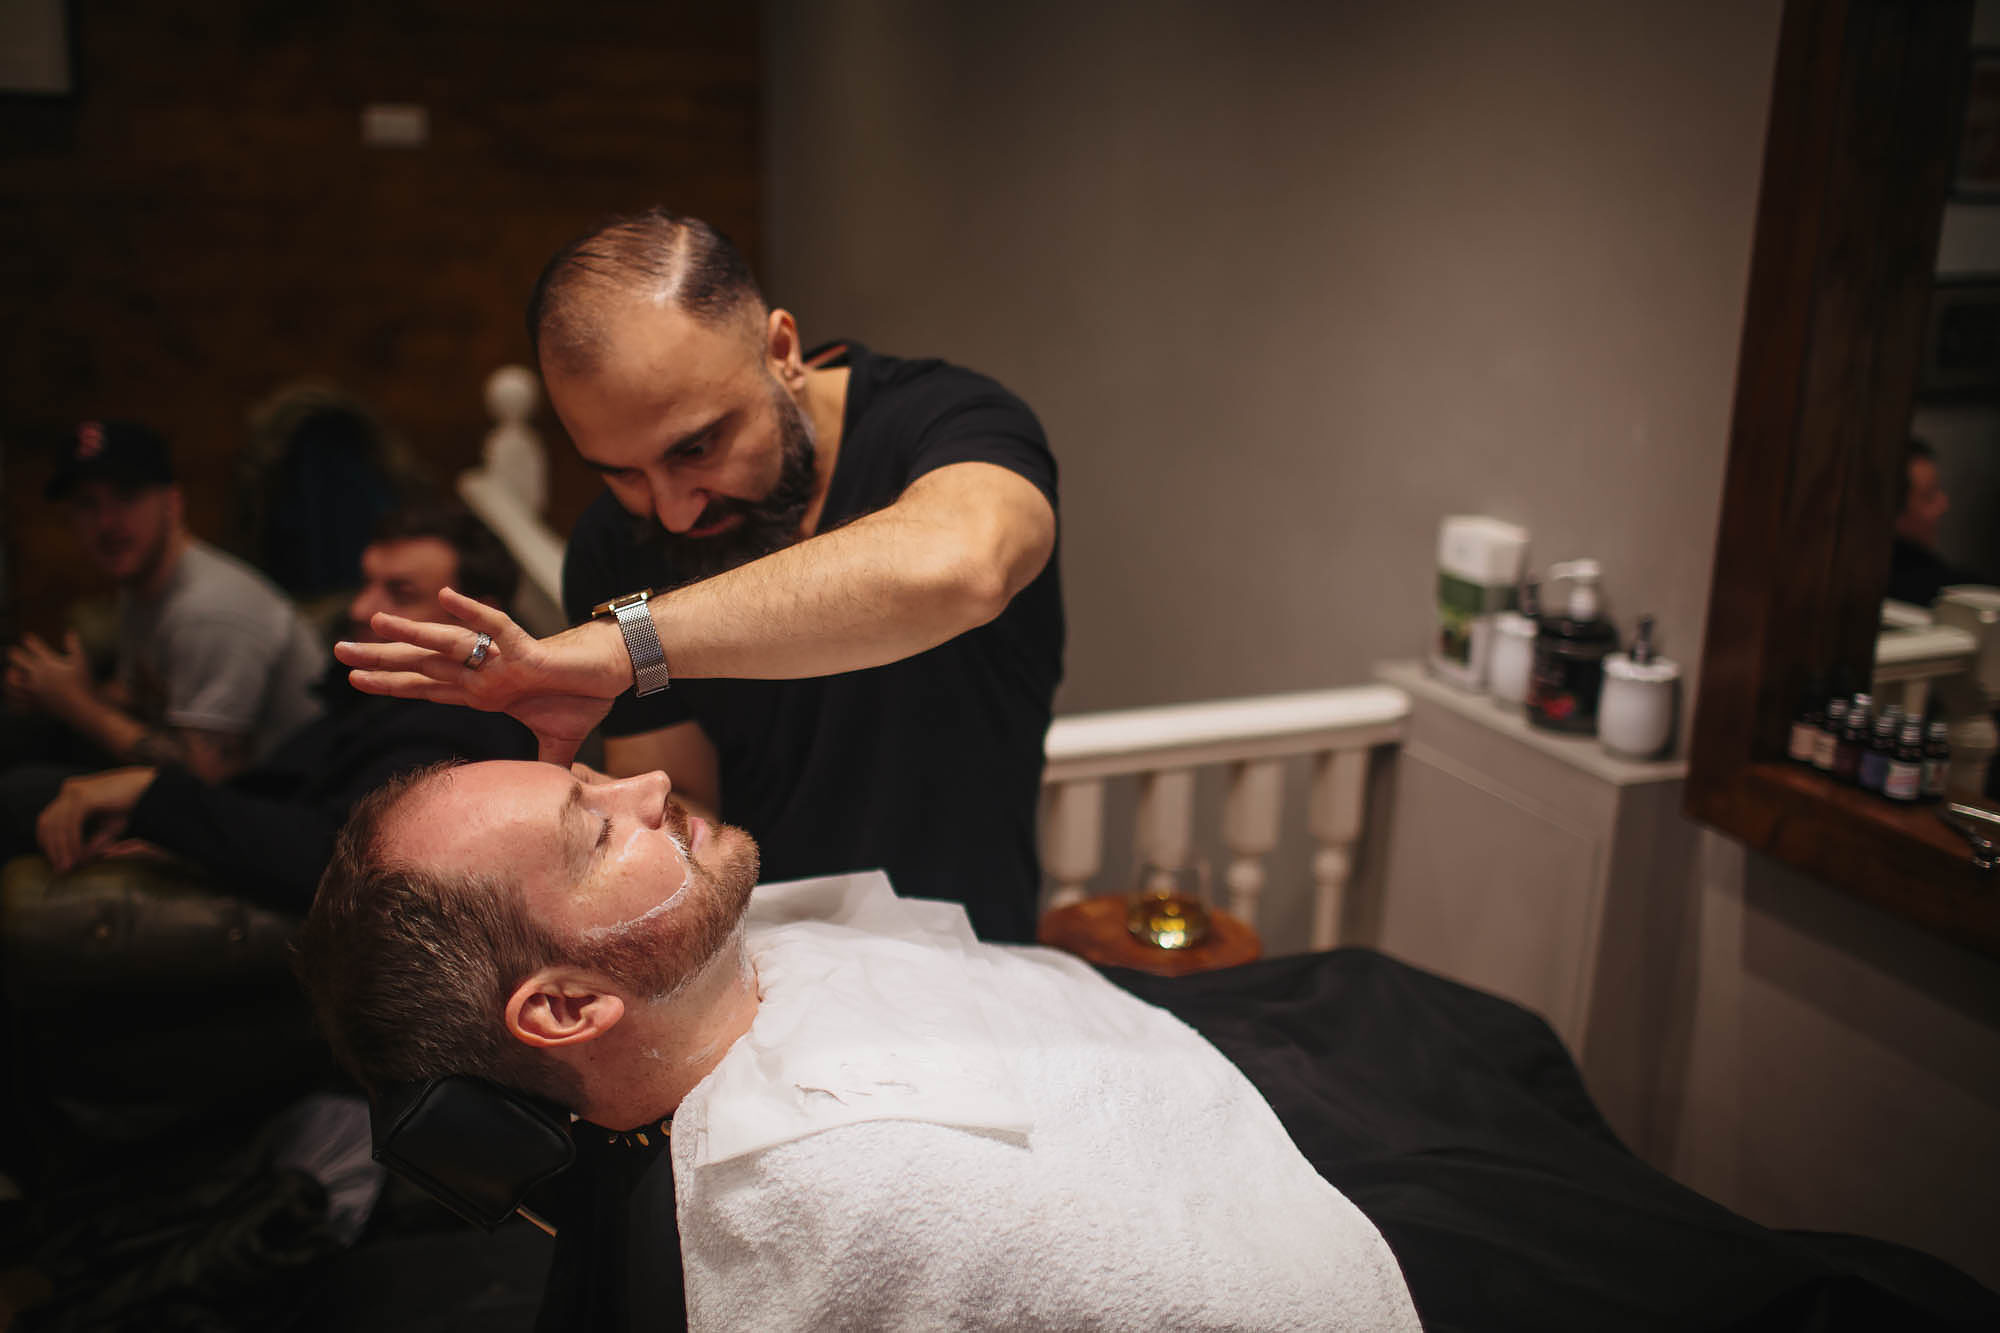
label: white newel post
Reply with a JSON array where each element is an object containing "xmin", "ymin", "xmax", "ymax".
[
  {"xmin": 482, "ymin": 365, "xmax": 548, "ymax": 515},
  {"xmin": 1308, "ymin": 747, "xmax": 1368, "ymax": 950},
  {"xmin": 1041, "ymin": 779, "xmax": 1105, "ymax": 909},
  {"xmin": 1222, "ymin": 759, "xmax": 1283, "ymax": 927},
  {"xmin": 1134, "ymin": 769, "xmax": 1196, "ymax": 896}
]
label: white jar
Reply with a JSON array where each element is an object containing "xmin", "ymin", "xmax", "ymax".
[
  {"xmin": 1488, "ymin": 611, "xmax": 1538, "ymax": 706},
  {"xmin": 1598, "ymin": 653, "xmax": 1680, "ymax": 759},
  {"xmin": 1430, "ymin": 516, "xmax": 1530, "ymax": 692}
]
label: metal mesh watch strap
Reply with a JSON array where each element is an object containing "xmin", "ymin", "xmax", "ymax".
[{"xmin": 606, "ymin": 592, "xmax": 671, "ymax": 696}]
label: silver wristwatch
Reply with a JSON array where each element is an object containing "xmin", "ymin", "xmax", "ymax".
[{"xmin": 591, "ymin": 589, "xmax": 671, "ymax": 696}]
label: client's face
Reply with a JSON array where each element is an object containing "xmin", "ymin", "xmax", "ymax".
[{"xmin": 387, "ymin": 761, "xmax": 759, "ymax": 996}]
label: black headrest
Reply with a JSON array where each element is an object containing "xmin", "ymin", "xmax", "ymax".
[{"xmin": 370, "ymin": 1074, "xmax": 576, "ymax": 1230}]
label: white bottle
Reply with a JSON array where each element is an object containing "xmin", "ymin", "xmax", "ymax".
[
  {"xmin": 1598, "ymin": 615, "xmax": 1680, "ymax": 759},
  {"xmin": 1431, "ymin": 516, "xmax": 1530, "ymax": 692}
]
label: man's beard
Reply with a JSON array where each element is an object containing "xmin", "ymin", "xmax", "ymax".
[
  {"xmin": 579, "ymin": 827, "xmax": 760, "ymax": 1001},
  {"xmin": 635, "ymin": 379, "xmax": 819, "ymax": 586},
  {"xmin": 103, "ymin": 504, "xmax": 175, "ymax": 588}
]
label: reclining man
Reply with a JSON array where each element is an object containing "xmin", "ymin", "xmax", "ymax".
[{"xmin": 298, "ymin": 758, "xmax": 1422, "ymax": 1332}]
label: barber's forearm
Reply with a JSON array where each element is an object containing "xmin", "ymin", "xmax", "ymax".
[
  {"xmin": 644, "ymin": 466, "xmax": 1054, "ymax": 681},
  {"xmin": 651, "ymin": 528, "xmax": 991, "ymax": 679}
]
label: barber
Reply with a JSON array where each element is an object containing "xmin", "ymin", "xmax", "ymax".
[{"xmin": 339, "ymin": 209, "xmax": 1063, "ymax": 942}]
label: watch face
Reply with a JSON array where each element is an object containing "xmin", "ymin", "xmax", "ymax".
[{"xmin": 594, "ymin": 590, "xmax": 652, "ymax": 617}]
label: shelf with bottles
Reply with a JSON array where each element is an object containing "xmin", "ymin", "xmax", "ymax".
[{"xmin": 1788, "ymin": 683, "xmax": 1951, "ymax": 807}]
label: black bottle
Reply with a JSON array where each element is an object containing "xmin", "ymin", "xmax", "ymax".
[
  {"xmin": 1526, "ymin": 562, "xmax": 1618, "ymax": 735},
  {"xmin": 1834, "ymin": 693, "xmax": 1870, "ymax": 784},
  {"xmin": 1923, "ymin": 721, "xmax": 1951, "ymax": 802},
  {"xmin": 1813, "ymin": 697, "xmax": 1847, "ymax": 773},
  {"xmin": 1859, "ymin": 707, "xmax": 1899, "ymax": 794},
  {"xmin": 1884, "ymin": 719, "xmax": 1924, "ymax": 803},
  {"xmin": 1789, "ymin": 679, "xmax": 1824, "ymax": 765}
]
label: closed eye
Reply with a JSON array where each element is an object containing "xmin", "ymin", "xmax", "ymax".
[{"xmin": 596, "ymin": 816, "xmax": 613, "ymax": 853}]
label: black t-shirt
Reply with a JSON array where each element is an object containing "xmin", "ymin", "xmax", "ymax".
[{"xmin": 562, "ymin": 342, "xmax": 1064, "ymax": 942}]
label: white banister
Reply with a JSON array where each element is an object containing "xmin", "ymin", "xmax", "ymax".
[
  {"xmin": 1134, "ymin": 769, "xmax": 1196, "ymax": 895},
  {"xmin": 1222, "ymin": 758, "xmax": 1284, "ymax": 924},
  {"xmin": 1308, "ymin": 747, "xmax": 1370, "ymax": 950},
  {"xmin": 1041, "ymin": 686, "xmax": 1408, "ymax": 949},
  {"xmin": 1041, "ymin": 779, "xmax": 1105, "ymax": 908}
]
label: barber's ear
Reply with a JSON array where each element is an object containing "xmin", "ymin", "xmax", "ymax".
[
  {"xmin": 766, "ymin": 308, "xmax": 805, "ymax": 386},
  {"xmin": 505, "ymin": 969, "xmax": 626, "ymax": 1049}
]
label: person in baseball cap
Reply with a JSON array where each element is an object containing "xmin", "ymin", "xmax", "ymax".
[
  {"xmin": 43, "ymin": 419, "xmax": 176, "ymax": 503},
  {"xmin": 4, "ymin": 416, "xmax": 326, "ymax": 851}
]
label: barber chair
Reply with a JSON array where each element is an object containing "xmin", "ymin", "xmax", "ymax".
[{"xmin": 369, "ymin": 1076, "xmax": 573, "ymax": 1233}]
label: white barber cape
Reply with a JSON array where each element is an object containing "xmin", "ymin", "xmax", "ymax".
[{"xmin": 671, "ymin": 871, "xmax": 1421, "ymax": 1332}]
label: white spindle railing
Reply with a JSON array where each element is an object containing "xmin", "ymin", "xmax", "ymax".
[{"xmin": 1041, "ymin": 687, "xmax": 1409, "ymax": 950}]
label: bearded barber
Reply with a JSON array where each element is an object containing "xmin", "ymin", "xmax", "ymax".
[{"xmin": 339, "ymin": 209, "xmax": 1062, "ymax": 943}]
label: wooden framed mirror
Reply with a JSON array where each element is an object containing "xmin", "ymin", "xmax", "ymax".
[{"xmin": 1686, "ymin": 0, "xmax": 2000, "ymax": 955}]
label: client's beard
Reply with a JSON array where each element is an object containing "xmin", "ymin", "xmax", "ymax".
[
  {"xmin": 580, "ymin": 831, "xmax": 760, "ymax": 1001},
  {"xmin": 634, "ymin": 378, "xmax": 819, "ymax": 587}
]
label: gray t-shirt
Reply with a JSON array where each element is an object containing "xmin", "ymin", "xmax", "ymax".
[{"xmin": 116, "ymin": 540, "xmax": 325, "ymax": 763}]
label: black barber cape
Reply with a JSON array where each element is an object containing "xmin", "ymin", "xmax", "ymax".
[{"xmin": 529, "ymin": 950, "xmax": 2000, "ymax": 1333}]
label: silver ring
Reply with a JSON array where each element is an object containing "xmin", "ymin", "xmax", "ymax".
[{"xmin": 463, "ymin": 632, "xmax": 493, "ymax": 670}]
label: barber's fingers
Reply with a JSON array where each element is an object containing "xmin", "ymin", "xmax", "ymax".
[
  {"xmin": 438, "ymin": 588, "xmax": 534, "ymax": 649},
  {"xmin": 345, "ymin": 669, "xmax": 467, "ymax": 703},
  {"xmin": 335, "ymin": 640, "xmax": 465, "ymax": 676},
  {"xmin": 344, "ymin": 614, "xmax": 467, "ymax": 658},
  {"xmin": 539, "ymin": 734, "xmax": 582, "ymax": 768}
]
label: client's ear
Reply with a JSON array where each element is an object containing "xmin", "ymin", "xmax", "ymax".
[{"xmin": 505, "ymin": 969, "xmax": 626, "ymax": 1049}]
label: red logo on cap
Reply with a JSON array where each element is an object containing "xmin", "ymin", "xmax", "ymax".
[{"xmin": 77, "ymin": 422, "xmax": 104, "ymax": 460}]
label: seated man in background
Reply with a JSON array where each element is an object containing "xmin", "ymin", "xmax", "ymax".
[
  {"xmin": 6, "ymin": 501, "xmax": 537, "ymax": 947},
  {"xmin": 0, "ymin": 503, "xmax": 536, "ymax": 1180},
  {"xmin": 298, "ymin": 759, "xmax": 1422, "ymax": 1332},
  {"xmin": 1, "ymin": 420, "xmax": 325, "ymax": 858}
]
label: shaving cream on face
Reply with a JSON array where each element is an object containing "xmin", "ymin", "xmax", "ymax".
[{"xmin": 580, "ymin": 826, "xmax": 694, "ymax": 942}]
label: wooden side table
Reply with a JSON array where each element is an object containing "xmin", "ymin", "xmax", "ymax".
[{"xmin": 1037, "ymin": 895, "xmax": 1261, "ymax": 977}]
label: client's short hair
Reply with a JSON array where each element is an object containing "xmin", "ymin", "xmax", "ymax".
[
  {"xmin": 372, "ymin": 500, "xmax": 520, "ymax": 607},
  {"xmin": 296, "ymin": 762, "xmax": 581, "ymax": 1106}
]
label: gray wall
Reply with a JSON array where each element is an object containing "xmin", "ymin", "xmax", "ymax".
[
  {"xmin": 764, "ymin": 0, "xmax": 1777, "ymax": 714},
  {"xmin": 763, "ymin": 0, "xmax": 2000, "ymax": 1285}
]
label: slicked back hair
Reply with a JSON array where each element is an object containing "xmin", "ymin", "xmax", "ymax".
[
  {"xmin": 526, "ymin": 209, "xmax": 765, "ymax": 378},
  {"xmin": 296, "ymin": 763, "xmax": 585, "ymax": 1107}
]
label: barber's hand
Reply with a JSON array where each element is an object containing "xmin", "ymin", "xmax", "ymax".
[
  {"xmin": 335, "ymin": 589, "xmax": 627, "ymax": 768},
  {"xmin": 7, "ymin": 632, "xmax": 92, "ymax": 721},
  {"xmin": 36, "ymin": 766, "xmax": 158, "ymax": 873}
]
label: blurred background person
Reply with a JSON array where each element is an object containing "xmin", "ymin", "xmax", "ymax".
[
  {"xmin": 1887, "ymin": 437, "xmax": 1984, "ymax": 607},
  {"xmin": 1, "ymin": 421, "xmax": 325, "ymax": 860}
]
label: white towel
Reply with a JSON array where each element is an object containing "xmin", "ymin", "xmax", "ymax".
[{"xmin": 673, "ymin": 872, "xmax": 1421, "ymax": 1331}]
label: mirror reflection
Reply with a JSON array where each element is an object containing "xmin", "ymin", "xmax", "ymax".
[{"xmin": 1836, "ymin": 21, "xmax": 2000, "ymax": 808}]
